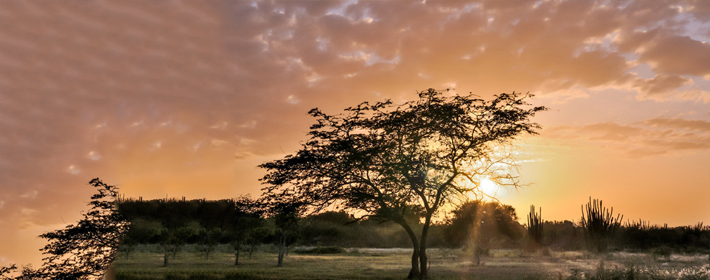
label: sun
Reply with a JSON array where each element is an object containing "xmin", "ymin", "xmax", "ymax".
[{"xmin": 480, "ymin": 177, "xmax": 498, "ymax": 197}]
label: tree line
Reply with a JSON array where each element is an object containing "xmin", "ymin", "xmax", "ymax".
[
  {"xmin": 116, "ymin": 195, "xmax": 710, "ymax": 265},
  {"xmin": 2, "ymin": 180, "xmax": 708, "ymax": 279},
  {"xmin": 114, "ymin": 197, "xmax": 526, "ymax": 262}
]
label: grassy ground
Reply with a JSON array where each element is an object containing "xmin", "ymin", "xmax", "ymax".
[{"xmin": 113, "ymin": 246, "xmax": 710, "ymax": 279}]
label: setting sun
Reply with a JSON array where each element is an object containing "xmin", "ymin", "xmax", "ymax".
[{"xmin": 480, "ymin": 177, "xmax": 498, "ymax": 197}]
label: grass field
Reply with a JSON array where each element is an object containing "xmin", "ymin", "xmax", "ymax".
[{"xmin": 113, "ymin": 246, "xmax": 710, "ymax": 279}]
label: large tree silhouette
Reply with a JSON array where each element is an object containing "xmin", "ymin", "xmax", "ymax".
[
  {"xmin": 260, "ymin": 89, "xmax": 546, "ymax": 278},
  {"xmin": 259, "ymin": 88, "xmax": 545, "ymax": 279}
]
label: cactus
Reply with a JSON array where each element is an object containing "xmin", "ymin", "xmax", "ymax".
[
  {"xmin": 527, "ymin": 205, "xmax": 544, "ymax": 248},
  {"xmin": 580, "ymin": 197, "xmax": 623, "ymax": 253}
]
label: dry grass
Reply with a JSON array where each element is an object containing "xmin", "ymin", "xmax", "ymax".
[{"xmin": 113, "ymin": 246, "xmax": 710, "ymax": 279}]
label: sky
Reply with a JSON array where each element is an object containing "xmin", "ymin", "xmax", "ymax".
[{"xmin": 2, "ymin": 0, "xmax": 710, "ymax": 267}]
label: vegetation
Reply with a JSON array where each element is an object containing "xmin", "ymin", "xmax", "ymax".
[
  {"xmin": 114, "ymin": 196, "xmax": 710, "ymax": 256},
  {"xmin": 444, "ymin": 201, "xmax": 523, "ymax": 250},
  {"xmin": 527, "ymin": 205, "xmax": 544, "ymax": 249},
  {"xmin": 258, "ymin": 89, "xmax": 546, "ymax": 279},
  {"xmin": 581, "ymin": 198, "xmax": 623, "ymax": 253},
  {"xmin": 111, "ymin": 246, "xmax": 710, "ymax": 280},
  {"xmin": 0, "ymin": 178, "xmax": 128, "ymax": 279}
]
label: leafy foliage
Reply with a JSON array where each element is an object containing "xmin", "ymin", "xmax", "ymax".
[
  {"xmin": 444, "ymin": 201, "xmax": 523, "ymax": 249},
  {"xmin": 259, "ymin": 88, "xmax": 546, "ymax": 278},
  {"xmin": 0, "ymin": 264, "xmax": 17, "ymax": 280},
  {"xmin": 0, "ymin": 178, "xmax": 129, "ymax": 280},
  {"xmin": 34, "ymin": 178, "xmax": 129, "ymax": 279}
]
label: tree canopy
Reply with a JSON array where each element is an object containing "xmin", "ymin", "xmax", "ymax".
[
  {"xmin": 0, "ymin": 178, "xmax": 129, "ymax": 280},
  {"xmin": 259, "ymin": 88, "xmax": 545, "ymax": 279},
  {"xmin": 37, "ymin": 178, "xmax": 129, "ymax": 279}
]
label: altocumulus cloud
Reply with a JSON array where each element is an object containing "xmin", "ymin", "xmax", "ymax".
[{"xmin": 1, "ymin": 0, "xmax": 710, "ymax": 267}]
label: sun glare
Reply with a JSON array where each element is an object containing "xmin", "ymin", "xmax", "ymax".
[{"xmin": 480, "ymin": 177, "xmax": 498, "ymax": 197}]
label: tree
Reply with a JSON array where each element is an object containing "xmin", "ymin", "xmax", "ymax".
[
  {"xmin": 5, "ymin": 178, "xmax": 130, "ymax": 279},
  {"xmin": 445, "ymin": 201, "xmax": 523, "ymax": 249},
  {"xmin": 259, "ymin": 89, "xmax": 545, "ymax": 279},
  {"xmin": 157, "ymin": 222, "xmax": 201, "ymax": 267},
  {"xmin": 199, "ymin": 227, "xmax": 224, "ymax": 260},
  {"xmin": 264, "ymin": 201, "xmax": 301, "ymax": 267},
  {"xmin": 230, "ymin": 195, "xmax": 265, "ymax": 266},
  {"xmin": 444, "ymin": 201, "xmax": 523, "ymax": 265}
]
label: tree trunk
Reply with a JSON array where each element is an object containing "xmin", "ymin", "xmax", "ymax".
[
  {"xmin": 163, "ymin": 247, "xmax": 169, "ymax": 267},
  {"xmin": 395, "ymin": 219, "xmax": 420, "ymax": 279},
  {"xmin": 419, "ymin": 216, "xmax": 431, "ymax": 279},
  {"xmin": 102, "ymin": 265, "xmax": 115, "ymax": 280},
  {"xmin": 408, "ymin": 246, "xmax": 421, "ymax": 280},
  {"xmin": 248, "ymin": 244, "xmax": 254, "ymax": 260},
  {"xmin": 419, "ymin": 233, "xmax": 429, "ymax": 278},
  {"xmin": 277, "ymin": 234, "xmax": 286, "ymax": 267},
  {"xmin": 234, "ymin": 242, "xmax": 240, "ymax": 266}
]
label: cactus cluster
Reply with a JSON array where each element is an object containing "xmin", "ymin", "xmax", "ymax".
[
  {"xmin": 580, "ymin": 197, "xmax": 623, "ymax": 253},
  {"xmin": 527, "ymin": 205, "xmax": 544, "ymax": 248}
]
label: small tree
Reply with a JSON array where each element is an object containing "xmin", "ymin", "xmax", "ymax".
[
  {"xmin": 527, "ymin": 205, "xmax": 544, "ymax": 249},
  {"xmin": 444, "ymin": 201, "xmax": 522, "ymax": 265},
  {"xmin": 119, "ymin": 218, "xmax": 164, "ymax": 258},
  {"xmin": 266, "ymin": 201, "xmax": 301, "ymax": 267},
  {"xmin": 230, "ymin": 195, "xmax": 265, "ymax": 266},
  {"xmin": 199, "ymin": 227, "xmax": 224, "ymax": 260},
  {"xmin": 157, "ymin": 222, "xmax": 200, "ymax": 266},
  {"xmin": 581, "ymin": 197, "xmax": 623, "ymax": 253},
  {"xmin": 259, "ymin": 89, "xmax": 545, "ymax": 279}
]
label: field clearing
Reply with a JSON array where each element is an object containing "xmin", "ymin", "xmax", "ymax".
[{"xmin": 113, "ymin": 247, "xmax": 710, "ymax": 279}]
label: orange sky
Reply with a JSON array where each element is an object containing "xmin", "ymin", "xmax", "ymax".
[{"xmin": 2, "ymin": 0, "xmax": 710, "ymax": 267}]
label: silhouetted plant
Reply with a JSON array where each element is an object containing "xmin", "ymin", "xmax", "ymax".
[
  {"xmin": 625, "ymin": 219, "xmax": 652, "ymax": 231},
  {"xmin": 580, "ymin": 197, "xmax": 622, "ymax": 253},
  {"xmin": 0, "ymin": 178, "xmax": 129, "ymax": 279},
  {"xmin": 0, "ymin": 264, "xmax": 17, "ymax": 280},
  {"xmin": 527, "ymin": 205, "xmax": 543, "ymax": 249},
  {"xmin": 199, "ymin": 227, "xmax": 224, "ymax": 260},
  {"xmin": 230, "ymin": 195, "xmax": 265, "ymax": 266},
  {"xmin": 259, "ymin": 89, "xmax": 546, "ymax": 279},
  {"xmin": 444, "ymin": 201, "xmax": 523, "ymax": 249}
]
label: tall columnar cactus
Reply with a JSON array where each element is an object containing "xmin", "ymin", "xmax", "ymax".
[
  {"xmin": 527, "ymin": 205, "xmax": 544, "ymax": 248},
  {"xmin": 581, "ymin": 197, "xmax": 623, "ymax": 253}
]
